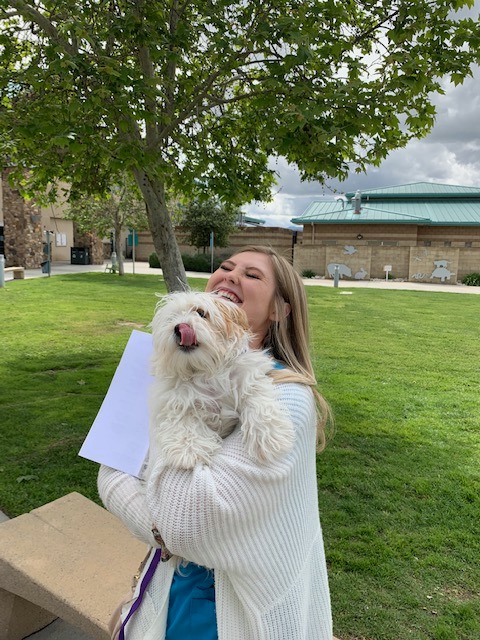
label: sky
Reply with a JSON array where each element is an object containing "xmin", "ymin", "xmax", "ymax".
[{"xmin": 243, "ymin": 31, "xmax": 480, "ymax": 228}]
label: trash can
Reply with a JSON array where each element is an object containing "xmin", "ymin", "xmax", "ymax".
[
  {"xmin": 41, "ymin": 260, "xmax": 50, "ymax": 274},
  {"xmin": 71, "ymin": 247, "xmax": 90, "ymax": 265}
]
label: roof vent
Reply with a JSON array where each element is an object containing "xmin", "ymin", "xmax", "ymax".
[{"xmin": 353, "ymin": 190, "xmax": 362, "ymax": 214}]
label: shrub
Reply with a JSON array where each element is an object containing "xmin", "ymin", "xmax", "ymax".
[
  {"xmin": 302, "ymin": 269, "xmax": 316, "ymax": 278},
  {"xmin": 462, "ymin": 272, "xmax": 480, "ymax": 286},
  {"xmin": 149, "ymin": 252, "xmax": 161, "ymax": 268},
  {"xmin": 148, "ymin": 252, "xmax": 223, "ymax": 273},
  {"xmin": 182, "ymin": 253, "xmax": 222, "ymax": 273}
]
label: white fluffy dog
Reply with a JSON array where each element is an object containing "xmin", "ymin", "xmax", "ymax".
[{"xmin": 149, "ymin": 290, "xmax": 294, "ymax": 469}]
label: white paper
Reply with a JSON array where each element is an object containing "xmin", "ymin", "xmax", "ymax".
[{"xmin": 79, "ymin": 330, "xmax": 153, "ymax": 477}]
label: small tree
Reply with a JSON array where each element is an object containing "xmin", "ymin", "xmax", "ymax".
[
  {"xmin": 179, "ymin": 199, "xmax": 240, "ymax": 251},
  {"xmin": 68, "ymin": 180, "xmax": 148, "ymax": 275}
]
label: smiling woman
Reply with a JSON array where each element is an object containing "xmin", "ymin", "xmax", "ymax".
[
  {"xmin": 98, "ymin": 245, "xmax": 333, "ymax": 640},
  {"xmin": 205, "ymin": 250, "xmax": 281, "ymax": 349}
]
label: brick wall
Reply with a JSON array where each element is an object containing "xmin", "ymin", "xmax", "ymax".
[
  {"xmin": 1, "ymin": 169, "xmax": 43, "ymax": 268},
  {"xmin": 135, "ymin": 226, "xmax": 296, "ymax": 263},
  {"xmin": 294, "ymin": 222, "xmax": 480, "ymax": 283},
  {"xmin": 298, "ymin": 223, "xmax": 418, "ymax": 246},
  {"xmin": 292, "ymin": 244, "xmax": 327, "ymax": 275},
  {"xmin": 370, "ymin": 247, "xmax": 410, "ymax": 279}
]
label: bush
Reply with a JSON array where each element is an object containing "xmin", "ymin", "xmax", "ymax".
[
  {"xmin": 148, "ymin": 252, "xmax": 223, "ymax": 273},
  {"xmin": 149, "ymin": 252, "xmax": 161, "ymax": 268},
  {"xmin": 302, "ymin": 269, "xmax": 316, "ymax": 278},
  {"xmin": 462, "ymin": 272, "xmax": 480, "ymax": 286},
  {"xmin": 182, "ymin": 253, "xmax": 223, "ymax": 273}
]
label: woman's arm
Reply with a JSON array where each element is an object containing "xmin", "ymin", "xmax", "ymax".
[
  {"xmin": 145, "ymin": 383, "xmax": 319, "ymax": 579},
  {"xmin": 97, "ymin": 465, "xmax": 155, "ymax": 546}
]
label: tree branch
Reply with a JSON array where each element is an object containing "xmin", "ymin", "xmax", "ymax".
[
  {"xmin": 158, "ymin": 2, "xmax": 275, "ymax": 138},
  {"xmin": 164, "ymin": 0, "xmax": 180, "ymax": 116},
  {"xmin": 6, "ymin": 0, "xmax": 78, "ymax": 56},
  {"xmin": 157, "ymin": 44, "xmax": 277, "ymax": 141}
]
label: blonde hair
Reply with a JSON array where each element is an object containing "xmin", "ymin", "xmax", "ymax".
[{"xmin": 231, "ymin": 246, "xmax": 332, "ymax": 451}]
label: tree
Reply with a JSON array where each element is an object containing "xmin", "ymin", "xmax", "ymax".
[
  {"xmin": 0, "ymin": 1, "xmax": 479, "ymax": 291},
  {"xmin": 179, "ymin": 199, "xmax": 240, "ymax": 251},
  {"xmin": 67, "ymin": 179, "xmax": 148, "ymax": 275}
]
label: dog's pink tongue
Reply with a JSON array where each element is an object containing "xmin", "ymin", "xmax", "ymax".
[{"xmin": 177, "ymin": 323, "xmax": 197, "ymax": 347}]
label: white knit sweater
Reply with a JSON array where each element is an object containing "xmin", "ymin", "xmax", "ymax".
[{"xmin": 98, "ymin": 382, "xmax": 332, "ymax": 640}]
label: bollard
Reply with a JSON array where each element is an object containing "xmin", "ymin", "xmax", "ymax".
[
  {"xmin": 333, "ymin": 264, "xmax": 340, "ymax": 288},
  {"xmin": 0, "ymin": 254, "xmax": 5, "ymax": 288}
]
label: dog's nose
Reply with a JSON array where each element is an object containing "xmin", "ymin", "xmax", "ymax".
[{"xmin": 175, "ymin": 323, "xmax": 197, "ymax": 347}]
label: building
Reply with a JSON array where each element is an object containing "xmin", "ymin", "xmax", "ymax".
[
  {"xmin": 291, "ymin": 182, "xmax": 480, "ymax": 283},
  {"xmin": 0, "ymin": 168, "xmax": 105, "ymax": 267}
]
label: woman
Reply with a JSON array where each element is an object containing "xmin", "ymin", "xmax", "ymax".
[{"xmin": 98, "ymin": 245, "xmax": 333, "ymax": 639}]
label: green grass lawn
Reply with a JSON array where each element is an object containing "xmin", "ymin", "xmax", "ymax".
[{"xmin": 1, "ymin": 274, "xmax": 479, "ymax": 640}]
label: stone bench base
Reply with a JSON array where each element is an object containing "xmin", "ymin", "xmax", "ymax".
[{"xmin": 0, "ymin": 492, "xmax": 148, "ymax": 640}]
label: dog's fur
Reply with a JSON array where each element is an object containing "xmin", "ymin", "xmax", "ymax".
[{"xmin": 149, "ymin": 291, "xmax": 294, "ymax": 469}]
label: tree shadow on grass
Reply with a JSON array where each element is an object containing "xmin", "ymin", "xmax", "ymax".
[{"xmin": 0, "ymin": 347, "xmax": 125, "ymax": 516}]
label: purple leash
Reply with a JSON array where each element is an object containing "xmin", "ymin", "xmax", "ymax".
[{"xmin": 118, "ymin": 548, "xmax": 162, "ymax": 640}]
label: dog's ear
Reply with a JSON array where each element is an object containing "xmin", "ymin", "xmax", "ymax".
[
  {"xmin": 215, "ymin": 299, "xmax": 250, "ymax": 338},
  {"xmin": 232, "ymin": 305, "xmax": 250, "ymax": 331}
]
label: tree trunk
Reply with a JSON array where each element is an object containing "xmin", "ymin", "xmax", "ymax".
[
  {"xmin": 115, "ymin": 223, "xmax": 124, "ymax": 275},
  {"xmin": 132, "ymin": 169, "xmax": 187, "ymax": 291}
]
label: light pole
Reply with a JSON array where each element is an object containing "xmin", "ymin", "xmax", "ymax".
[
  {"xmin": 0, "ymin": 254, "xmax": 5, "ymax": 288},
  {"xmin": 111, "ymin": 228, "xmax": 117, "ymax": 271},
  {"xmin": 44, "ymin": 229, "xmax": 53, "ymax": 276}
]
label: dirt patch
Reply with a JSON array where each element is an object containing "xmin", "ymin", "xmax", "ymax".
[{"xmin": 116, "ymin": 321, "xmax": 146, "ymax": 329}]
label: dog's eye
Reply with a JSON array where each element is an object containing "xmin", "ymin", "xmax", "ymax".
[{"xmin": 196, "ymin": 308, "xmax": 206, "ymax": 318}]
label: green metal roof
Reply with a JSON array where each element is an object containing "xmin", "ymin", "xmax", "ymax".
[
  {"xmin": 237, "ymin": 214, "xmax": 265, "ymax": 226},
  {"xmin": 244, "ymin": 215, "xmax": 265, "ymax": 225},
  {"xmin": 345, "ymin": 182, "xmax": 480, "ymax": 199},
  {"xmin": 291, "ymin": 182, "xmax": 480, "ymax": 226}
]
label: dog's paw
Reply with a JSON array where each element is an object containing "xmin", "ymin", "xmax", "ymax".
[
  {"xmin": 162, "ymin": 438, "xmax": 222, "ymax": 469},
  {"xmin": 241, "ymin": 411, "xmax": 295, "ymax": 462}
]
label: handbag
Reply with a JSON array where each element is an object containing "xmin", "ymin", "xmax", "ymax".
[{"xmin": 108, "ymin": 528, "xmax": 171, "ymax": 640}]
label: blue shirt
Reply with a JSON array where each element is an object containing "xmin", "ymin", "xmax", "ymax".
[{"xmin": 165, "ymin": 563, "xmax": 217, "ymax": 640}]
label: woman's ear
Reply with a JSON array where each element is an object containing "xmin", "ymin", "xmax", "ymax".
[{"xmin": 270, "ymin": 300, "xmax": 291, "ymax": 321}]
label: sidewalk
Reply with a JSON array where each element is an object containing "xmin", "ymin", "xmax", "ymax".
[{"xmin": 5, "ymin": 259, "xmax": 480, "ymax": 294}]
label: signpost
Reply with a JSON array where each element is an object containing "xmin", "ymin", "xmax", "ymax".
[
  {"xmin": 333, "ymin": 264, "xmax": 340, "ymax": 288},
  {"xmin": 128, "ymin": 229, "xmax": 138, "ymax": 274},
  {"xmin": 384, "ymin": 265, "xmax": 392, "ymax": 281},
  {"xmin": 210, "ymin": 231, "xmax": 214, "ymax": 273}
]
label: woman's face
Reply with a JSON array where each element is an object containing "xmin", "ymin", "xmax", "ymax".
[{"xmin": 205, "ymin": 251, "xmax": 278, "ymax": 349}]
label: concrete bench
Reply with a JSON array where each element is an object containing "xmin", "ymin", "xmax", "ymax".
[
  {"xmin": 4, "ymin": 267, "xmax": 25, "ymax": 280},
  {"xmin": 0, "ymin": 492, "xmax": 342, "ymax": 640},
  {"xmin": 0, "ymin": 492, "xmax": 148, "ymax": 640}
]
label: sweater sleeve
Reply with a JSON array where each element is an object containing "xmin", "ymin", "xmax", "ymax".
[
  {"xmin": 145, "ymin": 383, "xmax": 319, "ymax": 584},
  {"xmin": 97, "ymin": 465, "xmax": 156, "ymax": 546}
]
